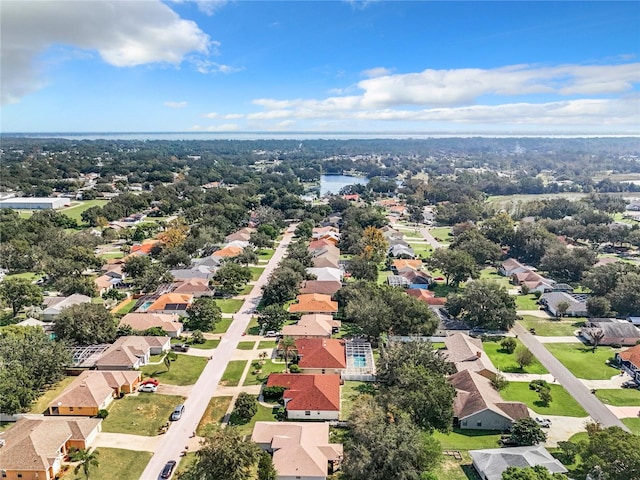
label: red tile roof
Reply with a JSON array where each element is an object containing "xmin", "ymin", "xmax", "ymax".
[
  {"xmin": 406, "ymin": 288, "xmax": 447, "ymax": 305},
  {"xmin": 295, "ymin": 338, "xmax": 346, "ymax": 369},
  {"xmin": 289, "ymin": 294, "xmax": 338, "ymax": 313},
  {"xmin": 619, "ymin": 345, "xmax": 640, "ymax": 368},
  {"xmin": 266, "ymin": 374, "xmax": 340, "ymax": 412}
]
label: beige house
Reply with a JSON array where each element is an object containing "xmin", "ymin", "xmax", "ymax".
[
  {"xmin": 252, "ymin": 422, "xmax": 343, "ymax": 480},
  {"xmin": 48, "ymin": 370, "xmax": 141, "ymax": 416},
  {"xmin": 118, "ymin": 312, "xmax": 184, "ymax": 337},
  {"xmin": 42, "ymin": 294, "xmax": 91, "ymax": 321},
  {"xmin": 444, "ymin": 332, "xmax": 496, "ymax": 374},
  {"xmin": 0, "ymin": 417, "xmax": 101, "ymax": 480},
  {"xmin": 95, "ymin": 335, "xmax": 170, "ymax": 370},
  {"xmin": 281, "ymin": 314, "xmax": 341, "ymax": 339}
]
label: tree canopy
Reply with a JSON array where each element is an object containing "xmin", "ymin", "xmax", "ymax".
[
  {"xmin": 186, "ymin": 297, "xmax": 222, "ymax": 331},
  {"xmin": 446, "ymin": 280, "xmax": 517, "ymax": 330},
  {"xmin": 53, "ymin": 303, "xmax": 117, "ymax": 345}
]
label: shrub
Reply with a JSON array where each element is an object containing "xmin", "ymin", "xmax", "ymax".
[
  {"xmin": 538, "ymin": 388, "xmax": 552, "ymax": 406},
  {"xmin": 191, "ymin": 330, "xmax": 205, "ymax": 344},
  {"xmin": 263, "ymin": 386, "xmax": 286, "ymax": 401},
  {"xmin": 501, "ymin": 337, "xmax": 517, "ymax": 354},
  {"xmin": 610, "ymin": 343, "xmax": 622, "ymax": 349},
  {"xmin": 491, "ymin": 372, "xmax": 509, "ymax": 391},
  {"xmin": 533, "ymin": 290, "xmax": 542, "ymax": 299},
  {"xmin": 234, "ymin": 393, "xmax": 257, "ymax": 422},
  {"xmin": 96, "ymin": 409, "xmax": 109, "ymax": 419},
  {"xmin": 529, "ymin": 379, "xmax": 549, "ymax": 392},
  {"xmin": 520, "ymin": 284, "xmax": 530, "ymax": 295},
  {"xmin": 289, "ymin": 364, "xmax": 301, "ymax": 373}
]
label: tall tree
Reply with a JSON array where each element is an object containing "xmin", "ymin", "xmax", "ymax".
[
  {"xmin": 427, "ymin": 248, "xmax": 478, "ymax": 287},
  {"xmin": 481, "ymin": 212, "xmax": 515, "ymax": 246},
  {"xmin": 577, "ymin": 426, "xmax": 640, "ymax": 480},
  {"xmin": 450, "ymin": 229, "xmax": 502, "ymax": 265},
  {"xmin": 446, "ymin": 280, "xmax": 517, "ymax": 330},
  {"xmin": 360, "ymin": 226, "xmax": 389, "ymax": 263},
  {"xmin": 510, "ymin": 418, "xmax": 547, "ymax": 446},
  {"xmin": 502, "ymin": 465, "xmax": 568, "ymax": 480},
  {"xmin": 186, "ymin": 297, "xmax": 222, "ymax": 331},
  {"xmin": 281, "ymin": 336, "xmax": 296, "ymax": 373},
  {"xmin": 213, "ymin": 262, "xmax": 252, "ymax": 295},
  {"xmin": 0, "ymin": 277, "xmax": 43, "ymax": 316},
  {"xmin": 257, "ymin": 304, "xmax": 288, "ymax": 333},
  {"xmin": 53, "ymin": 303, "xmax": 117, "ymax": 345}
]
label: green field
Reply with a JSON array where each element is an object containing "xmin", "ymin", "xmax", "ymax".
[
  {"xmin": 196, "ymin": 396, "xmax": 233, "ymax": 437},
  {"xmin": 622, "ymin": 417, "xmax": 640, "ymax": 435},
  {"xmin": 28, "ymin": 376, "xmax": 76, "ymax": 414},
  {"xmin": 237, "ymin": 341, "xmax": 256, "ymax": 350},
  {"xmin": 483, "ymin": 340, "xmax": 548, "ymax": 374},
  {"xmin": 249, "ymin": 267, "xmax": 265, "ymax": 281},
  {"xmin": 60, "ymin": 448, "xmax": 151, "ymax": 480},
  {"xmin": 595, "ymin": 388, "xmax": 640, "ymax": 406},
  {"xmin": 220, "ymin": 360, "xmax": 247, "ymax": 386},
  {"xmin": 258, "ymin": 340, "xmax": 277, "ymax": 349},
  {"xmin": 377, "ymin": 269, "xmax": 392, "ymax": 284},
  {"xmin": 433, "ymin": 429, "xmax": 502, "ymax": 450},
  {"xmin": 4, "ymin": 271, "xmax": 42, "ymax": 282},
  {"xmin": 501, "ymin": 382, "xmax": 587, "ymax": 417},
  {"xmin": 243, "ymin": 359, "xmax": 287, "ymax": 386},
  {"xmin": 545, "ymin": 343, "xmax": 621, "ymax": 380},
  {"xmin": 514, "ymin": 294, "xmax": 541, "ymax": 310},
  {"xmin": 216, "ymin": 298, "xmax": 244, "ymax": 314},
  {"xmin": 479, "ymin": 268, "xmax": 513, "ymax": 289},
  {"xmin": 518, "ymin": 316, "xmax": 584, "ymax": 336},
  {"xmin": 101, "ymin": 394, "xmax": 185, "ymax": 436},
  {"xmin": 430, "ymin": 227, "xmax": 453, "ymax": 242},
  {"xmin": 140, "ymin": 354, "xmax": 207, "ymax": 385},
  {"xmin": 61, "ymin": 200, "xmax": 110, "ymax": 223},
  {"xmin": 213, "ymin": 317, "xmax": 233, "ymax": 334},
  {"xmin": 340, "ymin": 381, "xmax": 376, "ymax": 420}
]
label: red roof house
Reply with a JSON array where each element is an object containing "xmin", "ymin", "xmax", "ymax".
[{"xmin": 266, "ymin": 374, "xmax": 341, "ymax": 420}]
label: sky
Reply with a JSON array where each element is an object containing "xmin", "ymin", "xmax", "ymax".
[{"xmin": 1, "ymin": 0, "xmax": 639, "ymax": 134}]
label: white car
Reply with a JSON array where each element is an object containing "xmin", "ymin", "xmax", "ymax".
[
  {"xmin": 139, "ymin": 384, "xmax": 157, "ymax": 393},
  {"xmin": 535, "ymin": 417, "xmax": 551, "ymax": 428}
]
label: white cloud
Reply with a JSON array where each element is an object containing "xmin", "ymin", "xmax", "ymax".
[
  {"xmin": 164, "ymin": 101, "xmax": 188, "ymax": 109},
  {"xmin": 361, "ymin": 67, "xmax": 394, "ymax": 78},
  {"xmin": 196, "ymin": 0, "xmax": 229, "ymax": 16},
  {"xmin": 1, "ymin": 0, "xmax": 211, "ymax": 104},
  {"xmin": 190, "ymin": 58, "xmax": 242, "ymax": 74}
]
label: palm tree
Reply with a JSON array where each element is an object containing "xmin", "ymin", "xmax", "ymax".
[
  {"xmin": 70, "ymin": 448, "xmax": 100, "ymax": 479},
  {"xmin": 281, "ymin": 336, "xmax": 296, "ymax": 373},
  {"xmin": 164, "ymin": 351, "xmax": 178, "ymax": 371}
]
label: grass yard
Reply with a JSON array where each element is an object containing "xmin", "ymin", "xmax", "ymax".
[
  {"xmin": 174, "ymin": 452, "xmax": 198, "ymax": 478},
  {"xmin": 61, "ymin": 200, "xmax": 110, "ymax": 223},
  {"xmin": 100, "ymin": 251, "xmax": 124, "ymax": 259},
  {"xmin": 60, "ymin": 448, "xmax": 151, "ymax": 480},
  {"xmin": 245, "ymin": 315, "xmax": 260, "ymax": 335},
  {"xmin": 595, "ymin": 388, "xmax": 640, "ymax": 406},
  {"xmin": 518, "ymin": 316, "xmax": 584, "ymax": 337},
  {"xmin": 112, "ymin": 298, "xmax": 137, "ymax": 315},
  {"xmin": 213, "ymin": 317, "xmax": 233, "ymax": 334},
  {"xmin": 4, "ymin": 271, "xmax": 41, "ymax": 282},
  {"xmin": 501, "ymin": 382, "xmax": 588, "ymax": 417},
  {"xmin": 430, "ymin": 282, "xmax": 459, "ymax": 298},
  {"xmin": 545, "ymin": 343, "xmax": 621, "ymax": 380},
  {"xmin": 479, "ymin": 268, "xmax": 512, "ymax": 289},
  {"xmin": 409, "ymin": 244, "xmax": 434, "ymax": 259},
  {"xmin": 187, "ymin": 339, "xmax": 220, "ymax": 349},
  {"xmin": 220, "ymin": 360, "xmax": 248, "ymax": 386},
  {"xmin": 340, "ymin": 381, "xmax": 376, "ymax": 420},
  {"xmin": 101, "ymin": 394, "xmax": 185, "ymax": 436},
  {"xmin": 377, "ymin": 269, "xmax": 392, "ymax": 284},
  {"xmin": 258, "ymin": 340, "xmax": 277, "ymax": 349},
  {"xmin": 238, "ymin": 284, "xmax": 254, "ymax": 295},
  {"xmin": 258, "ymin": 249, "xmax": 275, "ymax": 260},
  {"xmin": 430, "ymin": 452, "xmax": 481, "ymax": 480},
  {"xmin": 216, "ymin": 298, "xmax": 244, "ymax": 314},
  {"xmin": 430, "ymin": 227, "xmax": 452, "ymax": 242},
  {"xmin": 237, "ymin": 341, "xmax": 256, "ymax": 350},
  {"xmin": 432, "ymin": 342, "xmax": 446, "ymax": 350},
  {"xmin": 196, "ymin": 396, "xmax": 234, "ymax": 437},
  {"xmin": 249, "ymin": 266, "xmax": 265, "ymax": 281},
  {"xmin": 140, "ymin": 354, "xmax": 207, "ymax": 385},
  {"xmin": 514, "ymin": 294, "xmax": 541, "ymax": 310},
  {"xmin": 28, "ymin": 376, "xmax": 76, "ymax": 414},
  {"xmin": 228, "ymin": 399, "xmax": 279, "ymax": 436},
  {"xmin": 483, "ymin": 340, "xmax": 548, "ymax": 374},
  {"xmin": 243, "ymin": 359, "xmax": 287, "ymax": 386},
  {"xmin": 622, "ymin": 417, "xmax": 640, "ymax": 435},
  {"xmin": 433, "ymin": 429, "xmax": 502, "ymax": 450}
]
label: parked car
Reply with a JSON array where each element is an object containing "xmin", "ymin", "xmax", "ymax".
[
  {"xmin": 171, "ymin": 343, "xmax": 190, "ymax": 352},
  {"xmin": 160, "ymin": 460, "xmax": 176, "ymax": 479},
  {"xmin": 265, "ymin": 331, "xmax": 278, "ymax": 338},
  {"xmin": 622, "ymin": 380, "xmax": 638, "ymax": 389},
  {"xmin": 535, "ymin": 417, "xmax": 551, "ymax": 428},
  {"xmin": 139, "ymin": 384, "xmax": 157, "ymax": 393},
  {"xmin": 498, "ymin": 435, "xmax": 519, "ymax": 446},
  {"xmin": 140, "ymin": 378, "xmax": 159, "ymax": 386},
  {"xmin": 170, "ymin": 404, "xmax": 185, "ymax": 421}
]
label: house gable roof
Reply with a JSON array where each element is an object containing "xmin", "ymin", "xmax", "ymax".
[
  {"xmin": 295, "ymin": 338, "xmax": 346, "ymax": 369},
  {"xmin": 619, "ymin": 344, "xmax": 640, "ymax": 367},
  {"xmin": 95, "ymin": 335, "xmax": 169, "ymax": 368},
  {"xmin": 444, "ymin": 333, "xmax": 496, "ymax": 373},
  {"xmin": 119, "ymin": 312, "xmax": 183, "ymax": 333},
  {"xmin": 469, "ymin": 445, "xmax": 568, "ymax": 480},
  {"xmin": 299, "ymin": 280, "xmax": 342, "ymax": 295},
  {"xmin": 266, "ymin": 374, "xmax": 341, "ymax": 411},
  {"xmin": 289, "ymin": 294, "xmax": 338, "ymax": 313},
  {"xmin": 147, "ymin": 293, "xmax": 193, "ymax": 312},
  {"xmin": 49, "ymin": 370, "xmax": 140, "ymax": 410},
  {"xmin": 281, "ymin": 314, "xmax": 341, "ymax": 338}
]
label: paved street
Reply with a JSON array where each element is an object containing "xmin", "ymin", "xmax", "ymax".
[
  {"xmin": 140, "ymin": 228, "xmax": 295, "ymax": 479},
  {"xmin": 512, "ymin": 323, "xmax": 629, "ymax": 431},
  {"xmin": 420, "ymin": 227, "xmax": 443, "ymax": 249}
]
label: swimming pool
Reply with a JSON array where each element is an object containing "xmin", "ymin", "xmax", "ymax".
[
  {"xmin": 352, "ymin": 355, "xmax": 367, "ymax": 368},
  {"xmin": 138, "ymin": 301, "xmax": 154, "ymax": 312}
]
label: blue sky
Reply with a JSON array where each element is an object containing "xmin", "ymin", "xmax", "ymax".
[{"xmin": 1, "ymin": 1, "xmax": 639, "ymax": 133}]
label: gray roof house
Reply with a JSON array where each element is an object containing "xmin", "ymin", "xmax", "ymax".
[
  {"xmin": 470, "ymin": 445, "xmax": 568, "ymax": 480},
  {"xmin": 539, "ymin": 292, "xmax": 588, "ymax": 317},
  {"xmin": 444, "ymin": 333, "xmax": 496, "ymax": 374},
  {"xmin": 581, "ymin": 319, "xmax": 640, "ymax": 346},
  {"xmin": 388, "ymin": 244, "xmax": 415, "ymax": 258},
  {"xmin": 42, "ymin": 294, "xmax": 92, "ymax": 321}
]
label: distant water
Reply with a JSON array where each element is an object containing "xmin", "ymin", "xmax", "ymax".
[{"xmin": 320, "ymin": 174, "xmax": 367, "ymax": 196}]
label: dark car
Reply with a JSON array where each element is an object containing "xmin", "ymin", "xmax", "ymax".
[
  {"xmin": 160, "ymin": 460, "xmax": 176, "ymax": 479},
  {"xmin": 171, "ymin": 343, "xmax": 190, "ymax": 352}
]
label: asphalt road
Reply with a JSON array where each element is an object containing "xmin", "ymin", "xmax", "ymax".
[
  {"xmin": 419, "ymin": 227, "xmax": 443, "ymax": 249},
  {"xmin": 513, "ymin": 323, "xmax": 629, "ymax": 431},
  {"xmin": 140, "ymin": 228, "xmax": 295, "ymax": 480}
]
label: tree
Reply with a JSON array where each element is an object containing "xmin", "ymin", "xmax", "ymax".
[
  {"xmin": 348, "ymin": 256, "xmax": 379, "ymax": 281},
  {"xmin": 186, "ymin": 297, "xmax": 222, "ymax": 331},
  {"xmin": 515, "ymin": 347, "xmax": 535, "ymax": 370},
  {"xmin": 191, "ymin": 330, "xmax": 205, "ymax": 344},
  {"xmin": 481, "ymin": 212, "xmax": 515, "ymax": 246},
  {"xmin": 607, "ymin": 272, "xmax": 640, "ymax": 317},
  {"xmin": 491, "ymin": 372, "xmax": 509, "ymax": 391},
  {"xmin": 257, "ymin": 451, "xmax": 277, "ymax": 480},
  {"xmin": 179, "ymin": 427, "xmax": 262, "ymax": 480},
  {"xmin": 427, "ymin": 248, "xmax": 478, "ymax": 287},
  {"xmin": 53, "ymin": 303, "xmax": 116, "ymax": 345},
  {"xmin": 582, "ymin": 262, "xmax": 638, "ymax": 297},
  {"xmin": 446, "ymin": 280, "xmax": 517, "ymax": 330},
  {"xmin": 164, "ymin": 351, "xmax": 177, "ymax": 371},
  {"xmin": 585, "ymin": 327, "xmax": 605, "ymax": 351},
  {"xmin": 55, "ymin": 275, "xmax": 97, "ymax": 297},
  {"xmin": 257, "ymin": 305, "xmax": 288, "ymax": 333},
  {"xmin": 0, "ymin": 277, "xmax": 43, "ymax": 316},
  {"xmin": 157, "ymin": 218, "xmax": 189, "ymax": 248},
  {"xmin": 360, "ymin": 226, "xmax": 389, "ymax": 263},
  {"xmin": 213, "ymin": 262, "xmax": 252, "ymax": 295},
  {"xmin": 234, "ymin": 247, "xmax": 259, "ymax": 266},
  {"xmin": 501, "ymin": 337, "xmax": 517, "ymax": 354},
  {"xmin": 577, "ymin": 426, "xmax": 640, "ymax": 480},
  {"xmin": 538, "ymin": 387, "xmax": 553, "ymax": 407},
  {"xmin": 342, "ymin": 395, "xmax": 442, "ymax": 480},
  {"xmin": 587, "ymin": 296, "xmax": 611, "ymax": 318},
  {"xmin": 250, "ymin": 231, "xmax": 274, "ymax": 249},
  {"xmin": 555, "ymin": 301, "xmax": 569, "ymax": 318},
  {"xmin": 502, "ymin": 465, "xmax": 568, "ymax": 480},
  {"xmin": 70, "ymin": 448, "xmax": 100, "ymax": 479},
  {"xmin": 281, "ymin": 336, "xmax": 296, "ymax": 373},
  {"xmin": 261, "ymin": 266, "xmax": 303, "ymax": 307},
  {"xmin": 122, "ymin": 255, "xmax": 152, "ymax": 278},
  {"xmin": 539, "ymin": 245, "xmax": 597, "ymax": 283},
  {"xmin": 294, "ymin": 220, "xmax": 314, "ymax": 240},
  {"xmin": 450, "ymin": 229, "xmax": 502, "ymax": 265},
  {"xmin": 233, "ymin": 392, "xmax": 258, "ymax": 422},
  {"xmin": 510, "ymin": 417, "xmax": 547, "ymax": 446}
]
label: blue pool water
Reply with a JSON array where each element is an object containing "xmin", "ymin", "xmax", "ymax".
[
  {"xmin": 139, "ymin": 301, "xmax": 154, "ymax": 312},
  {"xmin": 353, "ymin": 355, "xmax": 367, "ymax": 367}
]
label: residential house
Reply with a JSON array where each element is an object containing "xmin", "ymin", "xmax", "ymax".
[
  {"xmin": 308, "ymin": 239, "xmax": 336, "ymax": 252},
  {"xmin": 449, "ymin": 369, "xmax": 529, "ymax": 431},
  {"xmin": 0, "ymin": 417, "xmax": 101, "ymax": 480},
  {"xmin": 444, "ymin": 333, "xmax": 496, "ymax": 373},
  {"xmin": 539, "ymin": 292, "xmax": 588, "ymax": 317},
  {"xmin": 266, "ymin": 374, "xmax": 341, "ymax": 420},
  {"xmin": 288, "ymin": 294, "xmax": 338, "ymax": 314},
  {"xmin": 251, "ymin": 422, "xmax": 343, "ymax": 480},
  {"xmin": 42, "ymin": 294, "xmax": 91, "ymax": 321},
  {"xmin": 389, "ymin": 205, "xmax": 407, "ymax": 217},
  {"xmin": 400, "ymin": 269, "xmax": 432, "ymax": 288},
  {"xmin": 170, "ymin": 265, "xmax": 216, "ymax": 281},
  {"xmin": 406, "ymin": 288, "xmax": 447, "ymax": 306},
  {"xmin": 171, "ymin": 278, "xmax": 213, "ymax": 297},
  {"xmin": 306, "ymin": 267, "xmax": 342, "ymax": 282},
  {"xmin": 387, "ymin": 275, "xmax": 410, "ymax": 288},
  {"xmin": 617, "ymin": 344, "xmax": 640, "ymax": 382},
  {"xmin": 388, "ymin": 244, "xmax": 415, "ymax": 258},
  {"xmin": 581, "ymin": 319, "xmax": 640, "ymax": 346},
  {"xmin": 294, "ymin": 338, "xmax": 346, "ymax": 375},
  {"xmin": 511, "ymin": 270, "xmax": 556, "ymax": 292},
  {"xmin": 470, "ymin": 446, "xmax": 568, "ymax": 480},
  {"xmin": 391, "ymin": 259, "xmax": 423, "ymax": 273},
  {"xmin": 212, "ymin": 245, "xmax": 243, "ymax": 260},
  {"xmin": 498, "ymin": 258, "xmax": 532, "ymax": 277},
  {"xmin": 312, "ymin": 254, "xmax": 340, "ymax": 269},
  {"xmin": 226, "ymin": 239, "xmax": 250, "ymax": 250},
  {"xmin": 225, "ymin": 227, "xmax": 254, "ymax": 243},
  {"xmin": 95, "ymin": 335, "xmax": 170, "ymax": 370},
  {"xmin": 299, "ymin": 280, "xmax": 343, "ymax": 296},
  {"xmin": 145, "ymin": 293, "xmax": 193, "ymax": 316},
  {"xmin": 94, "ymin": 274, "xmax": 119, "ymax": 296},
  {"xmin": 130, "ymin": 240, "xmax": 161, "ymax": 256},
  {"xmin": 118, "ymin": 312, "xmax": 184, "ymax": 337},
  {"xmin": 48, "ymin": 370, "xmax": 141, "ymax": 416},
  {"xmin": 281, "ymin": 314, "xmax": 341, "ymax": 339},
  {"xmin": 15, "ymin": 317, "xmax": 54, "ymax": 335}
]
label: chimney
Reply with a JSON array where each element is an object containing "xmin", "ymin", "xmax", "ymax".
[{"xmin": 476, "ymin": 351, "xmax": 482, "ymax": 358}]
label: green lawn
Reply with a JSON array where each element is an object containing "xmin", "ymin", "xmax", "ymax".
[
  {"xmin": 432, "ymin": 342, "xmax": 446, "ymax": 350},
  {"xmin": 140, "ymin": 354, "xmax": 207, "ymax": 385},
  {"xmin": 501, "ymin": 382, "xmax": 588, "ymax": 417},
  {"xmin": 518, "ymin": 316, "xmax": 585, "ymax": 336},
  {"xmin": 113, "ymin": 298, "xmax": 137, "ymax": 314},
  {"xmin": 258, "ymin": 249, "xmax": 275, "ymax": 260},
  {"xmin": 249, "ymin": 266, "xmax": 265, "ymax": 281},
  {"xmin": 100, "ymin": 252, "xmax": 124, "ymax": 259},
  {"xmin": 213, "ymin": 317, "xmax": 232, "ymax": 333},
  {"xmin": 243, "ymin": 359, "xmax": 287, "ymax": 386},
  {"xmin": 433, "ymin": 429, "xmax": 502, "ymax": 449},
  {"xmin": 430, "ymin": 227, "xmax": 452, "ymax": 242},
  {"xmin": 4, "ymin": 271, "xmax": 41, "ymax": 282},
  {"xmin": 595, "ymin": 388, "xmax": 640, "ymax": 406},
  {"xmin": 409, "ymin": 244, "xmax": 434, "ymax": 259},
  {"xmin": 545, "ymin": 343, "xmax": 621, "ymax": 380},
  {"xmin": 246, "ymin": 315, "xmax": 260, "ymax": 335},
  {"xmin": 258, "ymin": 340, "xmax": 277, "ymax": 349},
  {"xmin": 216, "ymin": 298, "xmax": 244, "ymax": 314},
  {"xmin": 237, "ymin": 341, "xmax": 256, "ymax": 350},
  {"xmin": 196, "ymin": 396, "xmax": 234, "ymax": 437},
  {"xmin": 483, "ymin": 340, "xmax": 548, "ymax": 374},
  {"xmin": 228, "ymin": 399, "xmax": 280, "ymax": 436},
  {"xmin": 187, "ymin": 339, "xmax": 220, "ymax": 349},
  {"xmin": 479, "ymin": 268, "xmax": 513, "ymax": 289},
  {"xmin": 61, "ymin": 200, "xmax": 110, "ymax": 223},
  {"xmin": 28, "ymin": 376, "xmax": 76, "ymax": 414},
  {"xmin": 377, "ymin": 270, "xmax": 392, "ymax": 285},
  {"xmin": 430, "ymin": 452, "xmax": 480, "ymax": 480},
  {"xmin": 514, "ymin": 294, "xmax": 541, "ymax": 310},
  {"xmin": 238, "ymin": 284, "xmax": 254, "ymax": 295},
  {"xmin": 220, "ymin": 360, "xmax": 248, "ymax": 386},
  {"xmin": 101, "ymin": 394, "xmax": 185, "ymax": 436},
  {"xmin": 340, "ymin": 381, "xmax": 376, "ymax": 420},
  {"xmin": 622, "ymin": 417, "xmax": 640, "ymax": 435},
  {"xmin": 60, "ymin": 448, "xmax": 151, "ymax": 480}
]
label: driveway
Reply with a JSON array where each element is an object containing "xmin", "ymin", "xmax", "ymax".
[
  {"xmin": 512, "ymin": 323, "xmax": 629, "ymax": 431},
  {"xmin": 93, "ymin": 432, "xmax": 162, "ymax": 452},
  {"xmin": 419, "ymin": 227, "xmax": 443, "ymax": 249},
  {"xmin": 139, "ymin": 228, "xmax": 296, "ymax": 479},
  {"xmin": 536, "ymin": 413, "xmax": 592, "ymax": 447}
]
